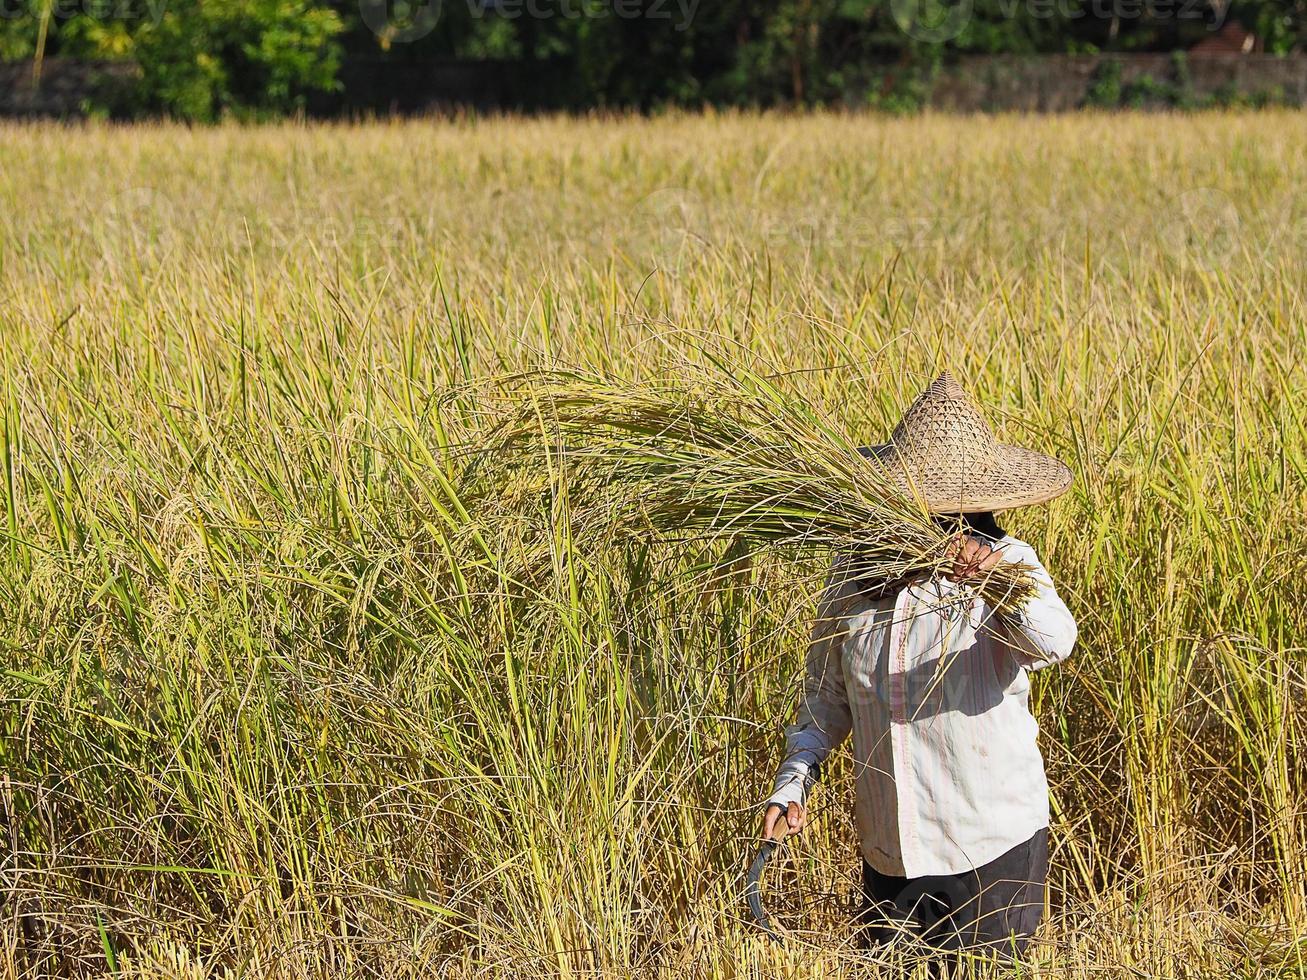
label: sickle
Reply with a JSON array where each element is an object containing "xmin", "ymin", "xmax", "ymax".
[{"xmin": 745, "ymin": 839, "xmax": 783, "ymax": 943}]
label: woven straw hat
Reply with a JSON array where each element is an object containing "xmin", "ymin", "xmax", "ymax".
[{"xmin": 861, "ymin": 372, "xmax": 1072, "ymax": 513}]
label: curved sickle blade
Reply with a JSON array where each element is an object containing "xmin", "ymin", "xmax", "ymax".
[{"xmin": 745, "ymin": 840, "xmax": 782, "ymax": 944}]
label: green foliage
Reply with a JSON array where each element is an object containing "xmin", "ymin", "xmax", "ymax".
[
  {"xmin": 1211, "ymin": 79, "xmax": 1289, "ymax": 108},
  {"xmin": 1084, "ymin": 57, "xmax": 1123, "ymax": 107},
  {"xmin": 0, "ymin": 0, "xmax": 342, "ymax": 120},
  {"xmin": 1082, "ymin": 52, "xmax": 1241, "ymax": 111},
  {"xmin": 131, "ymin": 0, "xmax": 342, "ymax": 120},
  {"xmin": 865, "ymin": 58, "xmax": 942, "ymax": 114}
]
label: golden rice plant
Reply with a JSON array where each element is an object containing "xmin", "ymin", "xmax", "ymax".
[
  {"xmin": 466, "ymin": 369, "xmax": 1038, "ymax": 615},
  {"xmin": 0, "ymin": 111, "xmax": 1303, "ymax": 979}
]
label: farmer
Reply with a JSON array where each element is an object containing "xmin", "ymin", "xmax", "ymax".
[{"xmin": 761, "ymin": 373, "xmax": 1077, "ymax": 962}]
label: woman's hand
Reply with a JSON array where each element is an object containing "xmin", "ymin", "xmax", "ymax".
[
  {"xmin": 944, "ymin": 534, "xmax": 1003, "ymax": 582},
  {"xmin": 762, "ymin": 802, "xmax": 807, "ymax": 841}
]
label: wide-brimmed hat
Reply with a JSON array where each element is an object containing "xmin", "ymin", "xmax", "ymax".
[{"xmin": 860, "ymin": 372, "xmax": 1072, "ymax": 513}]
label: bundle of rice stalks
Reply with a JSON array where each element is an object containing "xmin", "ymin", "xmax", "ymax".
[{"xmin": 465, "ymin": 369, "xmax": 1037, "ymax": 616}]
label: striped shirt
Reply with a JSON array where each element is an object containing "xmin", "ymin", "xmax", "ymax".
[{"xmin": 766, "ymin": 535, "xmax": 1077, "ymax": 878}]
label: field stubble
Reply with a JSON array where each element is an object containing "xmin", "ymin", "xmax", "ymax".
[{"xmin": 0, "ymin": 112, "xmax": 1304, "ymax": 977}]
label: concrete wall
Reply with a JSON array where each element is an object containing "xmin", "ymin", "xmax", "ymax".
[
  {"xmin": 0, "ymin": 60, "xmax": 138, "ymax": 117},
  {"xmin": 2, "ymin": 53, "xmax": 1305, "ymax": 117},
  {"xmin": 929, "ymin": 54, "xmax": 1307, "ymax": 111}
]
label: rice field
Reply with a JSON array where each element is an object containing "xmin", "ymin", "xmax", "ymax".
[{"xmin": 1, "ymin": 112, "xmax": 1305, "ymax": 978}]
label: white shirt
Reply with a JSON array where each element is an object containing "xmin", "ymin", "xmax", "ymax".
[{"xmin": 767, "ymin": 535, "xmax": 1076, "ymax": 878}]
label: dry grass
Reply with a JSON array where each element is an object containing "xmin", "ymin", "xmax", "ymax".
[
  {"xmin": 464, "ymin": 370, "xmax": 1039, "ymax": 614},
  {"xmin": 0, "ymin": 111, "xmax": 1304, "ymax": 978}
]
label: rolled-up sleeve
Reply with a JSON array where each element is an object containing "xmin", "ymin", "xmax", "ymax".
[
  {"xmin": 766, "ymin": 566, "xmax": 855, "ymax": 809},
  {"xmin": 997, "ymin": 540, "xmax": 1077, "ymax": 671}
]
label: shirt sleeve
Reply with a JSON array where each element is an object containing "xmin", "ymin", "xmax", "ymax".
[
  {"xmin": 996, "ymin": 539, "xmax": 1077, "ymax": 671},
  {"xmin": 765, "ymin": 562, "xmax": 856, "ymax": 810}
]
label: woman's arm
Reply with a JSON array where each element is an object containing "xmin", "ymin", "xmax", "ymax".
[
  {"xmin": 996, "ymin": 539, "xmax": 1077, "ymax": 671},
  {"xmin": 762, "ymin": 566, "xmax": 856, "ymax": 834}
]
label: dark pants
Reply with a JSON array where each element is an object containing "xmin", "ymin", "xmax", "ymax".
[{"xmin": 860, "ymin": 828, "xmax": 1048, "ymax": 967}]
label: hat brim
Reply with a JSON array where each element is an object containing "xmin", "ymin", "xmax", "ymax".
[{"xmin": 857, "ymin": 443, "xmax": 1073, "ymax": 513}]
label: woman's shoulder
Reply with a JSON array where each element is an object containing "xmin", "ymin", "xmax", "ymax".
[{"xmin": 995, "ymin": 535, "xmax": 1050, "ymax": 570}]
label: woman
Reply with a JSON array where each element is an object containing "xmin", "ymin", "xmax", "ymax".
[{"xmin": 762, "ymin": 373, "xmax": 1077, "ymax": 963}]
